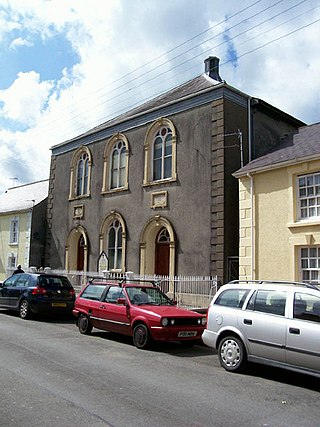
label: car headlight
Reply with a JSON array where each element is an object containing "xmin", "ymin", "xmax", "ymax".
[
  {"xmin": 201, "ymin": 317, "xmax": 206, "ymax": 325},
  {"xmin": 170, "ymin": 319, "xmax": 175, "ymax": 325},
  {"xmin": 162, "ymin": 317, "xmax": 168, "ymax": 326}
]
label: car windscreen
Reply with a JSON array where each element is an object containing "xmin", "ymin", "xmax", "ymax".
[{"xmin": 126, "ymin": 286, "xmax": 173, "ymax": 306}]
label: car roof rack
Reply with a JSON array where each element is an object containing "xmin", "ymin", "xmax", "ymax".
[
  {"xmin": 87, "ymin": 276, "xmax": 161, "ymax": 288},
  {"xmin": 228, "ymin": 279, "xmax": 318, "ymax": 290}
]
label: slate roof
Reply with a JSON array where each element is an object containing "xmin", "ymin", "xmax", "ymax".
[
  {"xmin": 234, "ymin": 122, "xmax": 320, "ymax": 177},
  {"xmin": 53, "ymin": 73, "xmax": 223, "ymax": 148},
  {"xmin": 0, "ymin": 179, "xmax": 49, "ymax": 214}
]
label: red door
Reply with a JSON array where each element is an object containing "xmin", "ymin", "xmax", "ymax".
[
  {"xmin": 77, "ymin": 235, "xmax": 85, "ymax": 271},
  {"xmin": 155, "ymin": 228, "xmax": 170, "ymax": 276}
]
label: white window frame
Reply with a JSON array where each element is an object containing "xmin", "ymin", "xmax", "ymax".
[
  {"xmin": 10, "ymin": 218, "xmax": 19, "ymax": 244},
  {"xmin": 297, "ymin": 172, "xmax": 320, "ymax": 220},
  {"xmin": 300, "ymin": 246, "xmax": 320, "ymax": 285}
]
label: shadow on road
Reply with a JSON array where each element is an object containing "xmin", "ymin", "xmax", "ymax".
[
  {"xmin": 91, "ymin": 329, "xmax": 215, "ymax": 357},
  {"xmin": 244, "ymin": 363, "xmax": 320, "ymax": 392}
]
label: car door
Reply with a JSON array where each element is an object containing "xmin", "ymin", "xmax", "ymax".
[
  {"xmin": 97, "ymin": 286, "xmax": 131, "ymax": 334},
  {"xmin": 286, "ymin": 291, "xmax": 320, "ymax": 372},
  {"xmin": 238, "ymin": 289, "xmax": 288, "ymax": 363},
  {"xmin": 0, "ymin": 275, "xmax": 19, "ymax": 307},
  {"xmin": 9, "ymin": 274, "xmax": 32, "ymax": 309}
]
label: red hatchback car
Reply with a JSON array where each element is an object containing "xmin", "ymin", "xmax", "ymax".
[{"xmin": 73, "ymin": 279, "xmax": 206, "ymax": 349}]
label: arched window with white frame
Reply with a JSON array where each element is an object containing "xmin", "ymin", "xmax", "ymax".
[
  {"xmin": 102, "ymin": 133, "xmax": 129, "ymax": 194},
  {"xmin": 100, "ymin": 212, "xmax": 127, "ymax": 272},
  {"xmin": 143, "ymin": 118, "xmax": 177, "ymax": 186},
  {"xmin": 69, "ymin": 146, "xmax": 92, "ymax": 200}
]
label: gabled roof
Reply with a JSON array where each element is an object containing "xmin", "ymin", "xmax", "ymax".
[
  {"xmin": 52, "ymin": 73, "xmax": 224, "ymax": 150},
  {"xmin": 0, "ymin": 179, "xmax": 49, "ymax": 214},
  {"xmin": 234, "ymin": 122, "xmax": 320, "ymax": 177}
]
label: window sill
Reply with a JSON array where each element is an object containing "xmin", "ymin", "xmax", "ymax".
[
  {"xmin": 101, "ymin": 186, "xmax": 128, "ymax": 196},
  {"xmin": 69, "ymin": 194, "xmax": 91, "ymax": 201},
  {"xmin": 143, "ymin": 177, "xmax": 177, "ymax": 188},
  {"xmin": 287, "ymin": 219, "xmax": 320, "ymax": 229}
]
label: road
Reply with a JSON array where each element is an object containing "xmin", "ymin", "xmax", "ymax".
[{"xmin": 0, "ymin": 310, "xmax": 319, "ymax": 427}]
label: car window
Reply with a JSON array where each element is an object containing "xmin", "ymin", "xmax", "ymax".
[
  {"xmin": 80, "ymin": 285, "xmax": 106, "ymax": 301},
  {"xmin": 246, "ymin": 290, "xmax": 286, "ymax": 316},
  {"xmin": 294, "ymin": 292, "xmax": 320, "ymax": 323},
  {"xmin": 16, "ymin": 274, "xmax": 32, "ymax": 287},
  {"xmin": 38, "ymin": 276, "xmax": 73, "ymax": 288},
  {"xmin": 126, "ymin": 286, "xmax": 173, "ymax": 306},
  {"xmin": 3, "ymin": 275, "xmax": 20, "ymax": 287},
  {"xmin": 104, "ymin": 286, "xmax": 125, "ymax": 303},
  {"xmin": 214, "ymin": 289, "xmax": 249, "ymax": 308}
]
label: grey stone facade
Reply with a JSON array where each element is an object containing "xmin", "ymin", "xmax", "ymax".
[{"xmin": 46, "ymin": 58, "xmax": 304, "ymax": 283}]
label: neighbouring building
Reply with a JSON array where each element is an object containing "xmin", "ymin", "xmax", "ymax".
[
  {"xmin": 46, "ymin": 57, "xmax": 304, "ymax": 283},
  {"xmin": 234, "ymin": 122, "xmax": 320, "ymax": 284},
  {"xmin": 0, "ymin": 180, "xmax": 49, "ymax": 281}
]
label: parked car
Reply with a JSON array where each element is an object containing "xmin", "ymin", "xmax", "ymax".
[
  {"xmin": 0, "ymin": 273, "xmax": 75, "ymax": 319},
  {"xmin": 202, "ymin": 280, "xmax": 320, "ymax": 378},
  {"xmin": 73, "ymin": 279, "xmax": 206, "ymax": 349}
]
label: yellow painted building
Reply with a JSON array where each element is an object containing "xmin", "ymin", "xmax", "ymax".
[
  {"xmin": 0, "ymin": 180, "xmax": 48, "ymax": 281},
  {"xmin": 234, "ymin": 122, "xmax": 320, "ymax": 284}
]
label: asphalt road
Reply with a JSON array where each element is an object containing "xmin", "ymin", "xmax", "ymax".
[{"xmin": 0, "ymin": 310, "xmax": 319, "ymax": 427}]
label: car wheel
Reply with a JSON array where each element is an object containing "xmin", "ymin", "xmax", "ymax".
[
  {"xmin": 19, "ymin": 300, "xmax": 31, "ymax": 320},
  {"xmin": 133, "ymin": 323, "xmax": 151, "ymax": 349},
  {"xmin": 218, "ymin": 336, "xmax": 247, "ymax": 372},
  {"xmin": 78, "ymin": 314, "xmax": 93, "ymax": 335}
]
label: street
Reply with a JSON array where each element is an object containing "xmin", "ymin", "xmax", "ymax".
[{"xmin": 0, "ymin": 310, "xmax": 319, "ymax": 427}]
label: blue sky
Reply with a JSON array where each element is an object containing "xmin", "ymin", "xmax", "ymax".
[{"xmin": 0, "ymin": 0, "xmax": 320, "ymax": 194}]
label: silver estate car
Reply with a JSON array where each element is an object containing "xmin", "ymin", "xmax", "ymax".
[{"xmin": 202, "ymin": 280, "xmax": 320, "ymax": 378}]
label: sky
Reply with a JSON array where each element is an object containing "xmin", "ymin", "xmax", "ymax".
[{"xmin": 0, "ymin": 0, "xmax": 320, "ymax": 194}]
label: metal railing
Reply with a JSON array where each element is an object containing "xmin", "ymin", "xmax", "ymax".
[{"xmin": 46, "ymin": 269, "xmax": 217, "ymax": 310}]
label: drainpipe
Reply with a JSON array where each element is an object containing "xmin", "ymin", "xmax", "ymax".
[{"xmin": 247, "ymin": 172, "xmax": 255, "ymax": 280}]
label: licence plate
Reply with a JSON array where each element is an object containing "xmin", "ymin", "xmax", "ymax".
[
  {"xmin": 52, "ymin": 302, "xmax": 67, "ymax": 307},
  {"xmin": 178, "ymin": 331, "xmax": 197, "ymax": 337}
]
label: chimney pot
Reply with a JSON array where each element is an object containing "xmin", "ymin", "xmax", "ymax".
[{"xmin": 204, "ymin": 56, "xmax": 222, "ymax": 82}]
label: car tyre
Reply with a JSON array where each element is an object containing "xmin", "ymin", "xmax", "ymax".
[
  {"xmin": 133, "ymin": 323, "xmax": 151, "ymax": 349},
  {"xmin": 218, "ymin": 335, "xmax": 247, "ymax": 372},
  {"xmin": 19, "ymin": 300, "xmax": 32, "ymax": 320},
  {"xmin": 78, "ymin": 314, "xmax": 93, "ymax": 335}
]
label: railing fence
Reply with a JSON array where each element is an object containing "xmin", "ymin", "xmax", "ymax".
[{"xmin": 45, "ymin": 269, "xmax": 217, "ymax": 310}]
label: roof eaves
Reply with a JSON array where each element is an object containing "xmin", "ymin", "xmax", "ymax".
[
  {"xmin": 233, "ymin": 153, "xmax": 320, "ymax": 178},
  {"xmin": 51, "ymin": 78, "xmax": 229, "ymax": 151}
]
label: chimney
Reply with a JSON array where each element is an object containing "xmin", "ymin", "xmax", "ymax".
[{"xmin": 204, "ymin": 56, "xmax": 222, "ymax": 82}]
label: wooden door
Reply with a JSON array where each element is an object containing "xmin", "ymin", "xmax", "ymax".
[{"xmin": 155, "ymin": 228, "xmax": 170, "ymax": 276}]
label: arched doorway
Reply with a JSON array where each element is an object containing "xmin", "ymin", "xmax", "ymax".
[
  {"xmin": 155, "ymin": 228, "xmax": 170, "ymax": 276},
  {"xmin": 140, "ymin": 216, "xmax": 175, "ymax": 278},
  {"xmin": 65, "ymin": 226, "xmax": 89, "ymax": 273}
]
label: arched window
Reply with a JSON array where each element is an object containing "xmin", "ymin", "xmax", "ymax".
[
  {"xmin": 100, "ymin": 212, "xmax": 126, "ymax": 272},
  {"xmin": 76, "ymin": 152, "xmax": 89, "ymax": 196},
  {"xmin": 153, "ymin": 127, "xmax": 172, "ymax": 181},
  {"xmin": 143, "ymin": 118, "xmax": 177, "ymax": 186},
  {"xmin": 110, "ymin": 140, "xmax": 126, "ymax": 189},
  {"xmin": 107, "ymin": 219, "xmax": 123, "ymax": 270},
  {"xmin": 102, "ymin": 133, "xmax": 129, "ymax": 194},
  {"xmin": 69, "ymin": 146, "xmax": 92, "ymax": 200}
]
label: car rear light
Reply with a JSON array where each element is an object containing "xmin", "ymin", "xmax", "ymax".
[
  {"xmin": 32, "ymin": 286, "xmax": 47, "ymax": 295},
  {"xmin": 70, "ymin": 289, "xmax": 75, "ymax": 297}
]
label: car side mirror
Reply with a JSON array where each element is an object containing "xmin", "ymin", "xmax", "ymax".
[
  {"xmin": 117, "ymin": 297, "xmax": 127, "ymax": 306},
  {"xmin": 172, "ymin": 299, "xmax": 177, "ymax": 305}
]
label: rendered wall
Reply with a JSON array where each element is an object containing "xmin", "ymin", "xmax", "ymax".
[{"xmin": 239, "ymin": 159, "xmax": 320, "ymax": 281}]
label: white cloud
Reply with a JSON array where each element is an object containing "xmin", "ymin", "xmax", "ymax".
[
  {"xmin": 10, "ymin": 37, "xmax": 33, "ymax": 49},
  {"xmin": 0, "ymin": 0, "xmax": 320, "ymax": 195},
  {"xmin": 0, "ymin": 71, "xmax": 53, "ymax": 125}
]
